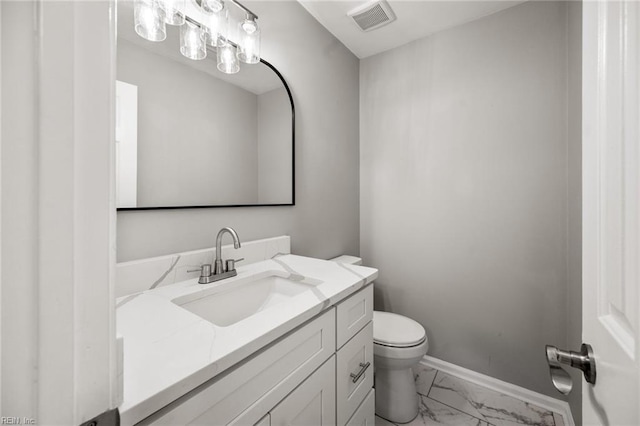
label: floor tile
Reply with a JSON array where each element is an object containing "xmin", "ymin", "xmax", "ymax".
[
  {"xmin": 427, "ymin": 372, "xmax": 486, "ymax": 420},
  {"xmin": 402, "ymin": 395, "xmax": 490, "ymax": 426},
  {"xmin": 428, "ymin": 372, "xmax": 556, "ymax": 426},
  {"xmin": 413, "ymin": 363, "xmax": 438, "ymax": 396}
]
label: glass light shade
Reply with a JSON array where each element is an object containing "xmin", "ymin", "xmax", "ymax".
[
  {"xmin": 159, "ymin": 0, "xmax": 185, "ymax": 25},
  {"xmin": 201, "ymin": 7, "xmax": 228, "ymax": 47},
  {"xmin": 180, "ymin": 21, "xmax": 207, "ymax": 60},
  {"xmin": 217, "ymin": 41, "xmax": 239, "ymax": 74},
  {"xmin": 237, "ymin": 19, "xmax": 260, "ymax": 64},
  {"xmin": 202, "ymin": 0, "xmax": 224, "ymax": 13},
  {"xmin": 134, "ymin": 0, "xmax": 166, "ymax": 42}
]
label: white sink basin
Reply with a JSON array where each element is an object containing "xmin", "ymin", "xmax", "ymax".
[{"xmin": 172, "ymin": 271, "xmax": 322, "ymax": 327}]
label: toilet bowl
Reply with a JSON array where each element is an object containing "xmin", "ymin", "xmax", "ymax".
[
  {"xmin": 329, "ymin": 256, "xmax": 428, "ymax": 423},
  {"xmin": 373, "ymin": 311, "xmax": 428, "ymax": 424}
]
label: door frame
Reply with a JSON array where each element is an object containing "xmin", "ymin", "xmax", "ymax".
[{"xmin": 1, "ymin": 1, "xmax": 118, "ymax": 423}]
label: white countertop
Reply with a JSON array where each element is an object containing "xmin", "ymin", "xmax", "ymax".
[{"xmin": 117, "ymin": 254, "xmax": 378, "ymax": 425}]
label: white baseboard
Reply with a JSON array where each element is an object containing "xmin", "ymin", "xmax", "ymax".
[{"xmin": 420, "ymin": 355, "xmax": 575, "ymax": 426}]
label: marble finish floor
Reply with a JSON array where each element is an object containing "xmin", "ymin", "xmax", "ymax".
[{"xmin": 375, "ymin": 364, "xmax": 567, "ymax": 426}]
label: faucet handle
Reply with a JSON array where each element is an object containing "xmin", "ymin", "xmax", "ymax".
[
  {"xmin": 225, "ymin": 258, "xmax": 244, "ymax": 272},
  {"xmin": 188, "ymin": 264, "xmax": 212, "ymax": 277}
]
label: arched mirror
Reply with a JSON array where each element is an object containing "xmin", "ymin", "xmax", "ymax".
[{"xmin": 115, "ymin": 2, "xmax": 294, "ymax": 210}]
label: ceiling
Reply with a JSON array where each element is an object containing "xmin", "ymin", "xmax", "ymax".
[{"xmin": 296, "ymin": 0, "xmax": 525, "ymax": 58}]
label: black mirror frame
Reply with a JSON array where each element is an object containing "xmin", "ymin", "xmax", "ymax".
[{"xmin": 117, "ymin": 58, "xmax": 295, "ymax": 211}]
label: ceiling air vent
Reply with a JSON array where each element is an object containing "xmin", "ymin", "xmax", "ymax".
[{"xmin": 348, "ymin": 0, "xmax": 396, "ymax": 32}]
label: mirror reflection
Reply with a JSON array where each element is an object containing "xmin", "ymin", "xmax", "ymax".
[{"xmin": 116, "ymin": 3, "xmax": 294, "ymax": 209}]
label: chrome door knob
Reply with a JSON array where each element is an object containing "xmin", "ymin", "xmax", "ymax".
[{"xmin": 545, "ymin": 343, "xmax": 596, "ymax": 394}]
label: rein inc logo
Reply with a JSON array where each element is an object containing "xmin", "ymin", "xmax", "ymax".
[{"xmin": 1, "ymin": 418, "xmax": 35, "ymax": 425}]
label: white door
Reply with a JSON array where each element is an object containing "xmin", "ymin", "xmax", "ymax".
[{"xmin": 583, "ymin": 0, "xmax": 640, "ymax": 424}]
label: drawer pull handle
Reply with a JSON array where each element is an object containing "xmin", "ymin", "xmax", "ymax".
[{"xmin": 350, "ymin": 362, "xmax": 371, "ymax": 383}]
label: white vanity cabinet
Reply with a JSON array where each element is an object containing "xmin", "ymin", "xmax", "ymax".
[{"xmin": 137, "ymin": 284, "xmax": 374, "ymax": 426}]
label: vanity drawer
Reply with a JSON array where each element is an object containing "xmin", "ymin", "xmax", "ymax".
[
  {"xmin": 346, "ymin": 389, "xmax": 375, "ymax": 426},
  {"xmin": 140, "ymin": 308, "xmax": 336, "ymax": 426},
  {"xmin": 336, "ymin": 322, "xmax": 374, "ymax": 426},
  {"xmin": 336, "ymin": 284, "xmax": 373, "ymax": 349}
]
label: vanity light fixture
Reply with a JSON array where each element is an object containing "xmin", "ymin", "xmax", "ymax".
[{"xmin": 132, "ymin": 0, "xmax": 260, "ymax": 74}]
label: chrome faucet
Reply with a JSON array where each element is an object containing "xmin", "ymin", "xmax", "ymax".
[
  {"xmin": 214, "ymin": 227, "xmax": 241, "ymax": 275},
  {"xmin": 191, "ymin": 227, "xmax": 242, "ymax": 284}
]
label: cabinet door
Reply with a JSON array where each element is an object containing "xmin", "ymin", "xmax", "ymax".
[
  {"xmin": 346, "ymin": 389, "xmax": 375, "ymax": 426},
  {"xmin": 270, "ymin": 356, "xmax": 336, "ymax": 426},
  {"xmin": 336, "ymin": 285, "xmax": 373, "ymax": 349},
  {"xmin": 337, "ymin": 322, "xmax": 373, "ymax": 426}
]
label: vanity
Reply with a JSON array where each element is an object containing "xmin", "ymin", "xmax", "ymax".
[{"xmin": 117, "ymin": 250, "xmax": 378, "ymax": 425}]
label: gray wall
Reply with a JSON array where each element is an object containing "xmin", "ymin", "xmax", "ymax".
[
  {"xmin": 118, "ymin": 40, "xmax": 259, "ymax": 206},
  {"xmin": 257, "ymin": 87, "xmax": 292, "ymax": 204},
  {"xmin": 360, "ymin": 1, "xmax": 578, "ymax": 399},
  {"xmin": 117, "ymin": 1, "xmax": 360, "ymax": 262}
]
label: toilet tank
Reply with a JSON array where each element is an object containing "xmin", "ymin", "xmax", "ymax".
[{"xmin": 329, "ymin": 255, "xmax": 362, "ymax": 266}]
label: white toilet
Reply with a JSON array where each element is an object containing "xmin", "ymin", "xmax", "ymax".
[
  {"xmin": 373, "ymin": 311, "xmax": 428, "ymax": 423},
  {"xmin": 330, "ymin": 256, "xmax": 429, "ymax": 424}
]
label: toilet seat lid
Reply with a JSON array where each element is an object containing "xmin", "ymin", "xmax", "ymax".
[{"xmin": 373, "ymin": 311, "xmax": 426, "ymax": 347}]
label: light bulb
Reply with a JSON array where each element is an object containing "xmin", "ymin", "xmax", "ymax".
[
  {"xmin": 241, "ymin": 19, "xmax": 257, "ymax": 34},
  {"xmin": 202, "ymin": 0, "xmax": 224, "ymax": 13}
]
